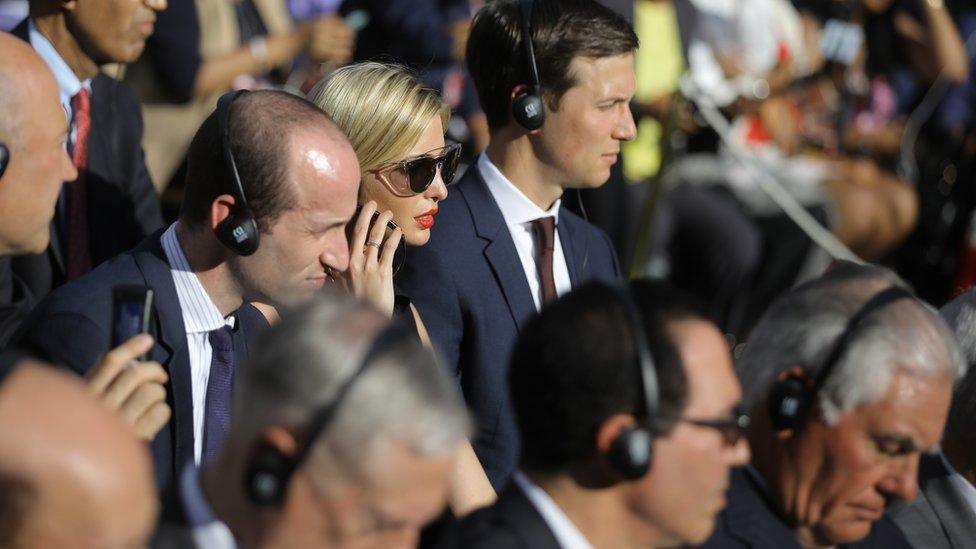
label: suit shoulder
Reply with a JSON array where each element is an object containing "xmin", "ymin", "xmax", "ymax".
[
  {"xmin": 93, "ymin": 73, "xmax": 143, "ymax": 113},
  {"xmin": 438, "ymin": 506, "xmax": 526, "ymax": 549}
]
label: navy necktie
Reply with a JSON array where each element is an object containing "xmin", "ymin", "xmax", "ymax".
[{"xmin": 203, "ymin": 325, "xmax": 234, "ymax": 464}]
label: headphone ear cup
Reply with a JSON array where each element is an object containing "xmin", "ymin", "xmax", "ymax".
[
  {"xmin": 244, "ymin": 446, "xmax": 295, "ymax": 507},
  {"xmin": 512, "ymin": 91, "xmax": 545, "ymax": 131},
  {"xmin": 0, "ymin": 143, "xmax": 9, "ymax": 179},
  {"xmin": 216, "ymin": 213, "xmax": 260, "ymax": 256},
  {"xmin": 768, "ymin": 377, "xmax": 810, "ymax": 432},
  {"xmin": 608, "ymin": 426, "xmax": 653, "ymax": 481}
]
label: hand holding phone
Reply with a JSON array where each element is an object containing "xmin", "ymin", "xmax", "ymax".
[{"xmin": 345, "ymin": 201, "xmax": 403, "ymax": 317}]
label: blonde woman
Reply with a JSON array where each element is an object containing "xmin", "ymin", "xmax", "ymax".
[{"xmin": 308, "ymin": 62, "xmax": 496, "ymax": 515}]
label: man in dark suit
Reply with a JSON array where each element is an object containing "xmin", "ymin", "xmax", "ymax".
[
  {"xmin": 16, "ymin": 90, "xmax": 361, "ymax": 520},
  {"xmin": 696, "ymin": 263, "xmax": 962, "ymax": 549},
  {"xmin": 0, "ymin": 0, "xmax": 167, "ymax": 347},
  {"xmin": 397, "ymin": 0, "xmax": 637, "ymax": 489},
  {"xmin": 441, "ymin": 282, "xmax": 750, "ymax": 548}
]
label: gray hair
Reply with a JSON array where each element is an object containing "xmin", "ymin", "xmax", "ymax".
[
  {"xmin": 939, "ymin": 289, "xmax": 976, "ymax": 451},
  {"xmin": 738, "ymin": 262, "xmax": 965, "ymax": 425},
  {"xmin": 233, "ymin": 292, "xmax": 469, "ymax": 479}
]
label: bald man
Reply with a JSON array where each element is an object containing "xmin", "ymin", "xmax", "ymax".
[
  {"xmin": 0, "ymin": 31, "xmax": 170, "ymax": 444},
  {"xmin": 0, "ymin": 361, "xmax": 157, "ymax": 547}
]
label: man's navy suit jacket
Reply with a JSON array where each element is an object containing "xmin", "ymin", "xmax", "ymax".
[
  {"xmin": 14, "ymin": 231, "xmax": 268, "ymax": 521},
  {"xmin": 0, "ymin": 20, "xmax": 164, "ymax": 348},
  {"xmin": 397, "ymin": 166, "xmax": 620, "ymax": 489},
  {"xmin": 697, "ymin": 467, "xmax": 912, "ymax": 548}
]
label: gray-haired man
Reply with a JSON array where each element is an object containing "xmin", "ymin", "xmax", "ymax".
[
  {"xmin": 160, "ymin": 293, "xmax": 470, "ymax": 549},
  {"xmin": 887, "ymin": 289, "xmax": 976, "ymax": 548},
  {"xmin": 696, "ymin": 262, "xmax": 966, "ymax": 549}
]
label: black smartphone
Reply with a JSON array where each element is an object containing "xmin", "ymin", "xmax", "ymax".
[
  {"xmin": 111, "ymin": 285, "xmax": 154, "ymax": 359},
  {"xmin": 355, "ymin": 205, "xmax": 399, "ymax": 232}
]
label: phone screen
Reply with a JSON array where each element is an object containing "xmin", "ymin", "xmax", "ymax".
[{"xmin": 111, "ymin": 286, "xmax": 154, "ymax": 355}]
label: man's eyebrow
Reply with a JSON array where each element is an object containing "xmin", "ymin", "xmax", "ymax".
[{"xmin": 873, "ymin": 433, "xmax": 921, "ymax": 454}]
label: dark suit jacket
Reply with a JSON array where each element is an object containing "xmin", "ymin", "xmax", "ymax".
[
  {"xmin": 697, "ymin": 467, "xmax": 912, "ymax": 549},
  {"xmin": 397, "ymin": 166, "xmax": 620, "ymax": 489},
  {"xmin": 889, "ymin": 453, "xmax": 976, "ymax": 549},
  {"xmin": 437, "ymin": 483, "xmax": 562, "ymax": 549},
  {"xmin": 0, "ymin": 20, "xmax": 164, "ymax": 348},
  {"xmin": 14, "ymin": 231, "xmax": 268, "ymax": 521}
]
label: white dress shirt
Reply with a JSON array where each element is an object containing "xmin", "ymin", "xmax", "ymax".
[
  {"xmin": 513, "ymin": 472, "xmax": 593, "ymax": 549},
  {"xmin": 161, "ymin": 223, "xmax": 235, "ymax": 464},
  {"xmin": 942, "ymin": 454, "xmax": 976, "ymax": 517},
  {"xmin": 477, "ymin": 153, "xmax": 571, "ymax": 311}
]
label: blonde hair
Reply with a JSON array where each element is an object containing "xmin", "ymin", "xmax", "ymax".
[{"xmin": 307, "ymin": 62, "xmax": 451, "ymax": 172}]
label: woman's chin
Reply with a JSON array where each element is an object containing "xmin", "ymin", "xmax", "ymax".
[{"xmin": 406, "ymin": 229, "xmax": 431, "ymax": 247}]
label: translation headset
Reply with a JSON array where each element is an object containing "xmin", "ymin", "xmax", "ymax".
[
  {"xmin": 0, "ymin": 142, "xmax": 9, "ymax": 179},
  {"xmin": 607, "ymin": 287, "xmax": 661, "ymax": 480},
  {"xmin": 512, "ymin": 0, "xmax": 545, "ymax": 131},
  {"xmin": 767, "ymin": 285, "xmax": 914, "ymax": 432},
  {"xmin": 215, "ymin": 90, "xmax": 260, "ymax": 256},
  {"xmin": 244, "ymin": 322, "xmax": 414, "ymax": 507}
]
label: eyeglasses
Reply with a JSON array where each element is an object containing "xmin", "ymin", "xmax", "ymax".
[
  {"xmin": 661, "ymin": 409, "xmax": 750, "ymax": 447},
  {"xmin": 368, "ymin": 143, "xmax": 462, "ymax": 197}
]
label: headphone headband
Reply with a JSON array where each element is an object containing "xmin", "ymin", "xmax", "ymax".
[
  {"xmin": 518, "ymin": 0, "xmax": 541, "ymax": 91},
  {"xmin": 216, "ymin": 90, "xmax": 252, "ymax": 212}
]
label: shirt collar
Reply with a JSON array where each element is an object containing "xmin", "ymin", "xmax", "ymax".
[
  {"xmin": 161, "ymin": 223, "xmax": 236, "ymax": 334},
  {"xmin": 477, "ymin": 153, "xmax": 561, "ymax": 227},
  {"xmin": 28, "ymin": 19, "xmax": 91, "ymax": 110},
  {"xmin": 513, "ymin": 471, "xmax": 593, "ymax": 549}
]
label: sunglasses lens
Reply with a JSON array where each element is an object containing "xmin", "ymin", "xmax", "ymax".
[{"xmin": 408, "ymin": 158, "xmax": 438, "ymax": 194}]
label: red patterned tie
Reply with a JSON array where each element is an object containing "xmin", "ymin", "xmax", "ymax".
[
  {"xmin": 532, "ymin": 216, "xmax": 557, "ymax": 306},
  {"xmin": 67, "ymin": 89, "xmax": 92, "ymax": 280}
]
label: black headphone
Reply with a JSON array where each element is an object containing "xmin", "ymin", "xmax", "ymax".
[
  {"xmin": 214, "ymin": 90, "xmax": 260, "ymax": 256},
  {"xmin": 607, "ymin": 286, "xmax": 660, "ymax": 481},
  {"xmin": 767, "ymin": 286, "xmax": 914, "ymax": 431},
  {"xmin": 0, "ymin": 143, "xmax": 9, "ymax": 179},
  {"xmin": 512, "ymin": 0, "xmax": 546, "ymax": 131},
  {"xmin": 244, "ymin": 323, "xmax": 414, "ymax": 507}
]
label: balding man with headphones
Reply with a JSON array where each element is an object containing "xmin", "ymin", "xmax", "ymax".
[
  {"xmin": 15, "ymin": 89, "xmax": 361, "ymax": 522},
  {"xmin": 696, "ymin": 262, "xmax": 963, "ymax": 549},
  {"xmin": 441, "ymin": 281, "xmax": 750, "ymax": 548}
]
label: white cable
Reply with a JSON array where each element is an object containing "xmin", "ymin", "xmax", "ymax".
[{"xmin": 679, "ymin": 76, "xmax": 863, "ymax": 263}]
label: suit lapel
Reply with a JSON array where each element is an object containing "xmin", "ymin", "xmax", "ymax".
[
  {"xmin": 495, "ymin": 484, "xmax": 564, "ymax": 549},
  {"xmin": 722, "ymin": 467, "xmax": 803, "ymax": 549},
  {"xmin": 919, "ymin": 455, "xmax": 976, "ymax": 548},
  {"xmin": 132, "ymin": 233, "xmax": 193, "ymax": 475},
  {"xmin": 461, "ymin": 170, "xmax": 536, "ymax": 335}
]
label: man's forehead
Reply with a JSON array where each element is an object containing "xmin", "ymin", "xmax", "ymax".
[
  {"xmin": 854, "ymin": 372, "xmax": 952, "ymax": 449},
  {"xmin": 565, "ymin": 53, "xmax": 636, "ymax": 95}
]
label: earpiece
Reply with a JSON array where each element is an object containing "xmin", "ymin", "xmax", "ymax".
[
  {"xmin": 214, "ymin": 90, "xmax": 260, "ymax": 256},
  {"xmin": 512, "ymin": 0, "xmax": 545, "ymax": 131},
  {"xmin": 767, "ymin": 286, "xmax": 913, "ymax": 431},
  {"xmin": 606, "ymin": 286, "xmax": 658, "ymax": 481},
  {"xmin": 244, "ymin": 323, "xmax": 413, "ymax": 507},
  {"xmin": 0, "ymin": 143, "xmax": 9, "ymax": 179}
]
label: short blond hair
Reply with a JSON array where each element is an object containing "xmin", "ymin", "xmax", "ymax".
[{"xmin": 307, "ymin": 62, "xmax": 451, "ymax": 172}]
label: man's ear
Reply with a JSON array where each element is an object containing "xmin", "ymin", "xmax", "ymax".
[
  {"xmin": 61, "ymin": 0, "xmax": 79, "ymax": 13},
  {"xmin": 210, "ymin": 193, "xmax": 237, "ymax": 231}
]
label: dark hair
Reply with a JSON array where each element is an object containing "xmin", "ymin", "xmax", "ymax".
[
  {"xmin": 466, "ymin": 0, "xmax": 639, "ymax": 129},
  {"xmin": 510, "ymin": 280, "xmax": 708, "ymax": 474},
  {"xmin": 180, "ymin": 90, "xmax": 334, "ymax": 230},
  {"xmin": 0, "ymin": 472, "xmax": 35, "ymax": 547}
]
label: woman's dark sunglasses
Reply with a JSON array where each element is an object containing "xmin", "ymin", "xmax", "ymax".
[
  {"xmin": 661, "ymin": 408, "xmax": 750, "ymax": 447},
  {"xmin": 369, "ymin": 143, "xmax": 462, "ymax": 197}
]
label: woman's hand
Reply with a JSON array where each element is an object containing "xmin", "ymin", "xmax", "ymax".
[{"xmin": 344, "ymin": 201, "xmax": 402, "ymax": 317}]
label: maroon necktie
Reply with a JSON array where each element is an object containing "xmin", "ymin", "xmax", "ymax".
[
  {"xmin": 67, "ymin": 88, "xmax": 92, "ymax": 280},
  {"xmin": 532, "ymin": 216, "xmax": 557, "ymax": 306}
]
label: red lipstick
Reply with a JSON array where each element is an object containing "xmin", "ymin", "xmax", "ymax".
[{"xmin": 414, "ymin": 207, "xmax": 438, "ymax": 230}]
